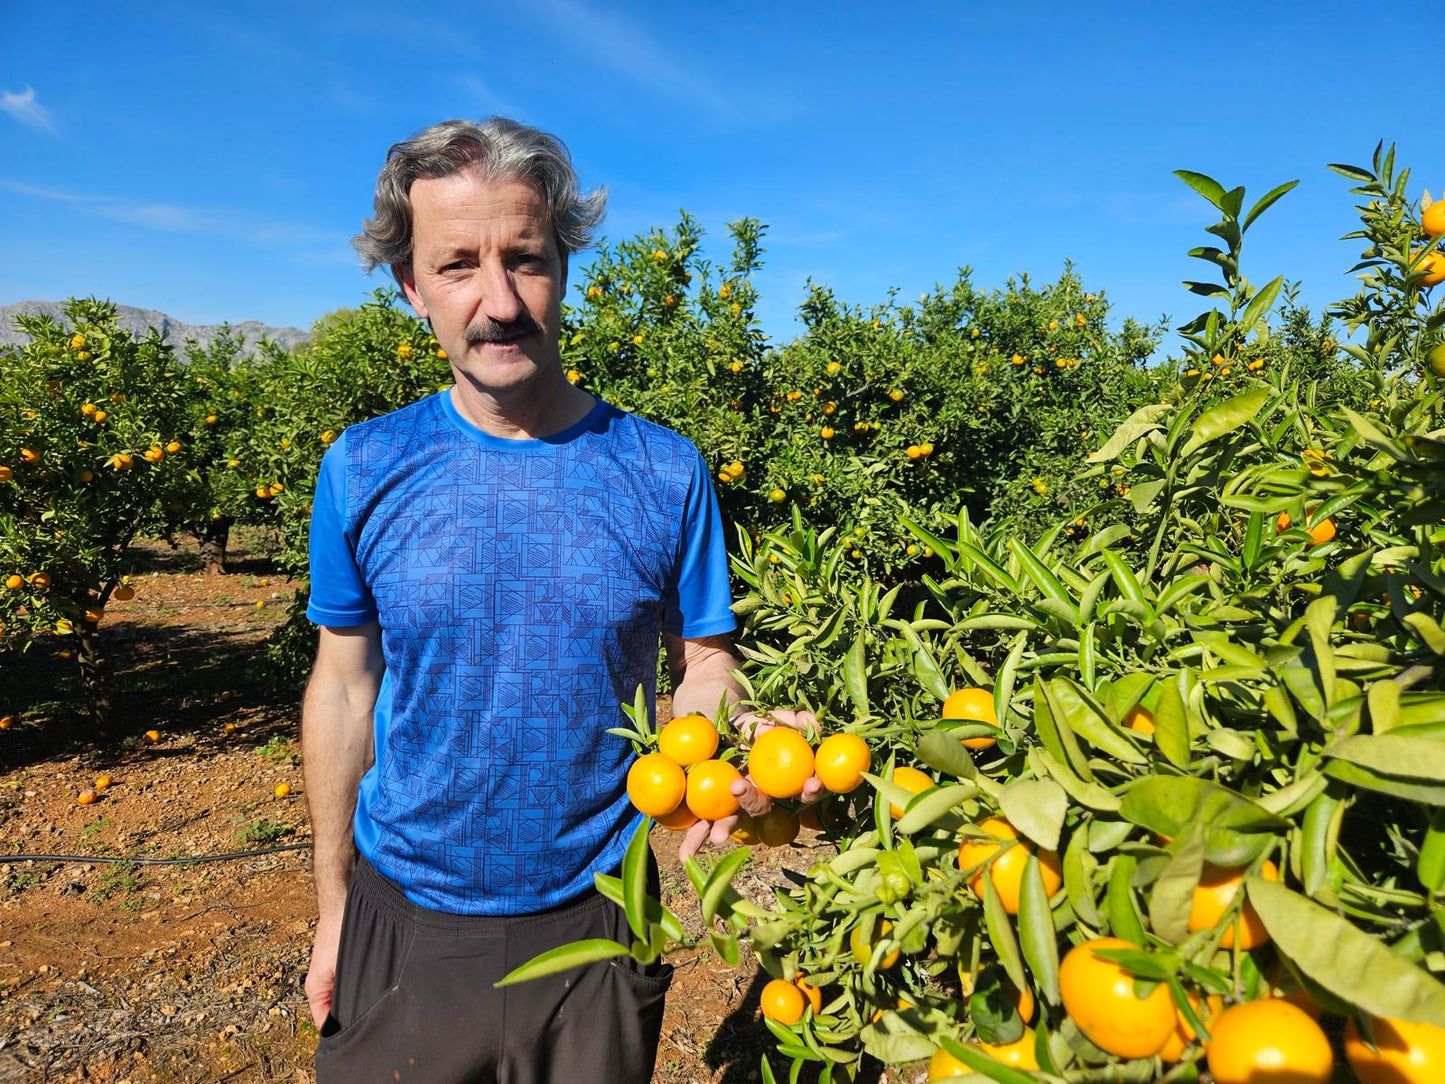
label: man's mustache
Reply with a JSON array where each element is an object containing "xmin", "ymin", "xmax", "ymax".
[{"xmin": 463, "ymin": 316, "xmax": 541, "ymax": 345}]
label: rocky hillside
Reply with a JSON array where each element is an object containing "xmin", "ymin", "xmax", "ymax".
[{"xmin": 0, "ymin": 301, "xmax": 310, "ymax": 355}]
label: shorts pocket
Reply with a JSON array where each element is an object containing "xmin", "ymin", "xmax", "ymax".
[{"xmin": 317, "ymin": 867, "xmax": 414, "ymax": 1051}]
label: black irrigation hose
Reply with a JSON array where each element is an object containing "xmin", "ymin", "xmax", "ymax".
[{"xmin": 0, "ymin": 843, "xmax": 310, "ymax": 865}]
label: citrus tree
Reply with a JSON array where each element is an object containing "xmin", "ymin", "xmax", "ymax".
[
  {"xmin": 0, "ymin": 300, "xmax": 199, "ymax": 735},
  {"xmin": 501, "ymin": 148, "xmax": 1445, "ymax": 1084}
]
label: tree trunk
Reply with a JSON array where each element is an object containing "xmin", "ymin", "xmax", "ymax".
[
  {"xmin": 76, "ymin": 621, "xmax": 117, "ymax": 743},
  {"xmin": 200, "ymin": 517, "xmax": 233, "ymax": 574}
]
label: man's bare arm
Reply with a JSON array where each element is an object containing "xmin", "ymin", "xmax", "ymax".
[{"xmin": 301, "ymin": 622, "xmax": 382, "ymax": 1024}]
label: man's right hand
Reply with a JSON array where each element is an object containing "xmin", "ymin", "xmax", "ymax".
[{"xmin": 305, "ymin": 908, "xmax": 345, "ymax": 1028}]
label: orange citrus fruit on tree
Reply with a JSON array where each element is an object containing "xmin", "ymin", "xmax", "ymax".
[
  {"xmin": 1207, "ymin": 998, "xmax": 1333, "ymax": 1084},
  {"xmin": 1428, "ymin": 343, "xmax": 1445, "ymax": 379},
  {"xmin": 1417, "ymin": 251, "xmax": 1445, "ymax": 286},
  {"xmin": 796, "ymin": 977, "xmax": 823, "ymax": 1015},
  {"xmin": 1158, "ymin": 992, "xmax": 1225, "ymax": 1063},
  {"xmin": 657, "ymin": 713, "xmax": 718, "ymax": 766},
  {"xmin": 814, "ymin": 732, "xmax": 870, "ymax": 793},
  {"xmin": 1345, "ymin": 1014, "xmax": 1445, "ymax": 1084},
  {"xmin": 978, "ymin": 1027, "xmax": 1039, "ymax": 1070},
  {"xmin": 1276, "ymin": 510, "xmax": 1336, "ymax": 547},
  {"xmin": 654, "ymin": 804, "xmax": 699, "ymax": 831},
  {"xmin": 747, "ymin": 727, "xmax": 815, "ymax": 799},
  {"xmin": 1123, "ymin": 705, "xmax": 1154, "ymax": 734},
  {"xmin": 1059, "ymin": 937, "xmax": 1175, "ymax": 1058},
  {"xmin": 957, "ymin": 817, "xmax": 1062, "ymax": 914},
  {"xmin": 755, "ymin": 807, "xmax": 800, "ymax": 847},
  {"xmin": 927, "ymin": 1046, "xmax": 969, "ymax": 1079},
  {"xmin": 626, "ymin": 752, "xmax": 686, "ymax": 816},
  {"xmin": 943, "ymin": 687, "xmax": 999, "ymax": 749},
  {"xmin": 890, "ymin": 765, "xmax": 933, "ymax": 818},
  {"xmin": 849, "ymin": 920, "xmax": 900, "ymax": 969},
  {"xmin": 4, "ymin": 575, "xmax": 21, "ymax": 590},
  {"xmin": 686, "ymin": 758, "xmax": 742, "ymax": 821},
  {"xmin": 1425, "ymin": 200, "xmax": 1445, "ymax": 238},
  {"xmin": 730, "ymin": 811, "xmax": 762, "ymax": 845},
  {"xmin": 760, "ymin": 978, "xmax": 806, "ymax": 1024},
  {"xmin": 1188, "ymin": 859, "xmax": 1277, "ymax": 949}
]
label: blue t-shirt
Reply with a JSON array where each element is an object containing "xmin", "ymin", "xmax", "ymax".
[{"xmin": 306, "ymin": 391, "xmax": 736, "ymax": 915}]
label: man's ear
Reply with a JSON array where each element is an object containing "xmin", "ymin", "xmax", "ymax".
[{"xmin": 397, "ymin": 263, "xmax": 429, "ymax": 319}]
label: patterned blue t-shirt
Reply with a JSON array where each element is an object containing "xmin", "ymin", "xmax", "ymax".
[{"xmin": 306, "ymin": 390, "xmax": 736, "ymax": 915}]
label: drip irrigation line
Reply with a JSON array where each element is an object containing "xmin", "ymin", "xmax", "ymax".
[{"xmin": 0, "ymin": 843, "xmax": 310, "ymax": 865}]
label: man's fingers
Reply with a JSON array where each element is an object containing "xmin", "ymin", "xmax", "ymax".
[
  {"xmin": 709, "ymin": 814, "xmax": 741, "ymax": 846},
  {"xmin": 678, "ymin": 819, "xmax": 711, "ymax": 861},
  {"xmin": 732, "ymin": 776, "xmax": 771, "ymax": 818},
  {"xmin": 799, "ymin": 776, "xmax": 825, "ymax": 804}
]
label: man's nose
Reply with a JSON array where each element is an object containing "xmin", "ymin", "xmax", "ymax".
[{"xmin": 477, "ymin": 260, "xmax": 523, "ymax": 325}]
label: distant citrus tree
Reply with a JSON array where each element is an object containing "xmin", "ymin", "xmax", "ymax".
[{"xmin": 0, "ymin": 299, "xmax": 198, "ymax": 736}]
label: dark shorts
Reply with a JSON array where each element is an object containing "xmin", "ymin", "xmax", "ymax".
[{"xmin": 314, "ymin": 856, "xmax": 673, "ymax": 1084}]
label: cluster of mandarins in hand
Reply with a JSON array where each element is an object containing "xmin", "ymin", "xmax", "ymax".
[{"xmin": 625, "ymin": 712, "xmax": 872, "ymax": 847}]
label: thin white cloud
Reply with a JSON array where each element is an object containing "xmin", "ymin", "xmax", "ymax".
[
  {"xmin": 528, "ymin": 0, "xmax": 731, "ymax": 114},
  {"xmin": 1, "ymin": 86, "xmax": 55, "ymax": 133},
  {"xmin": 0, "ymin": 181, "xmax": 347, "ymax": 248}
]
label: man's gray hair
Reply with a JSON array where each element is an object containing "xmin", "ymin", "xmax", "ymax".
[{"xmin": 353, "ymin": 117, "xmax": 607, "ymax": 286}]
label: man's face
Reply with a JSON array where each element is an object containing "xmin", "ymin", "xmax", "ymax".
[{"xmin": 400, "ymin": 171, "xmax": 566, "ymax": 396}]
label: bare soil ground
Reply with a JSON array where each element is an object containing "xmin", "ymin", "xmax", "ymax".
[{"xmin": 0, "ymin": 537, "xmax": 902, "ymax": 1084}]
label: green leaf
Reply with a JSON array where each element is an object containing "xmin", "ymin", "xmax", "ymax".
[
  {"xmin": 1180, "ymin": 388, "xmax": 1271, "ymax": 458},
  {"xmin": 1153, "ymin": 674, "xmax": 1192, "ymax": 769},
  {"xmin": 1250, "ymin": 877, "xmax": 1445, "ymax": 1026},
  {"xmin": 494, "ymin": 938, "xmax": 631, "ymax": 986},
  {"xmin": 999, "ymin": 778, "xmax": 1067, "ymax": 852},
  {"xmin": 621, "ymin": 816, "xmax": 651, "ymax": 941},
  {"xmin": 1405, "ymin": 612, "xmax": 1445, "ymax": 656},
  {"xmin": 1369, "ymin": 680, "xmax": 1403, "ymax": 733},
  {"xmin": 1239, "ymin": 275, "xmax": 1283, "ymax": 332},
  {"xmin": 844, "ymin": 631, "xmax": 869, "ymax": 719},
  {"xmin": 1242, "ymin": 179, "xmax": 1299, "ymax": 233},
  {"xmin": 916, "ymin": 729, "xmax": 978, "ymax": 780},
  {"xmin": 1149, "ymin": 828, "xmax": 1205, "ymax": 945},
  {"xmin": 1019, "ymin": 854, "xmax": 1062, "ymax": 1006},
  {"xmin": 1175, "ymin": 169, "xmax": 1228, "ymax": 209},
  {"xmin": 1107, "ymin": 855, "xmax": 1146, "ymax": 946},
  {"xmin": 898, "ymin": 784, "xmax": 977, "ymax": 834},
  {"xmin": 1008, "ymin": 539, "xmax": 1080, "ymax": 623},
  {"xmin": 1087, "ymin": 403, "xmax": 1173, "ymax": 464},
  {"xmin": 982, "ymin": 874, "xmax": 1027, "ymax": 995},
  {"xmin": 1051, "ymin": 677, "xmax": 1146, "ymax": 765},
  {"xmin": 936, "ymin": 1035, "xmax": 1039, "ymax": 1084},
  {"xmin": 1064, "ymin": 828, "xmax": 1101, "ymax": 927},
  {"xmin": 700, "ymin": 847, "xmax": 752, "ymax": 925},
  {"xmin": 1326, "ymin": 734, "xmax": 1445, "ymax": 783},
  {"xmin": 1323, "ymin": 760, "xmax": 1445, "ymax": 805},
  {"xmin": 1120, "ymin": 776, "xmax": 1285, "ymax": 865}
]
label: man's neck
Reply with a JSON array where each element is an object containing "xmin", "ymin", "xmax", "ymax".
[{"xmin": 447, "ymin": 376, "xmax": 597, "ymax": 440}]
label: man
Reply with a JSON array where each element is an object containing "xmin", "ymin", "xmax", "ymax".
[{"xmin": 301, "ymin": 117, "xmax": 818, "ymax": 1083}]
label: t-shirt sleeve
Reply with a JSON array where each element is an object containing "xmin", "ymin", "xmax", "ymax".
[
  {"xmin": 305, "ymin": 434, "xmax": 379, "ymax": 628},
  {"xmin": 662, "ymin": 447, "xmax": 737, "ymax": 638}
]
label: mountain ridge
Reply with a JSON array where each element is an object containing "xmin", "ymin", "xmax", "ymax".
[{"xmin": 0, "ymin": 300, "xmax": 311, "ymax": 354}]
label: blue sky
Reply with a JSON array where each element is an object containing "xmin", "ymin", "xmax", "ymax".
[{"xmin": 3, "ymin": 2, "xmax": 1442, "ymax": 353}]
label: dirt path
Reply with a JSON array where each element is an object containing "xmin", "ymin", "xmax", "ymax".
[{"xmin": 0, "ymin": 538, "xmax": 900, "ymax": 1084}]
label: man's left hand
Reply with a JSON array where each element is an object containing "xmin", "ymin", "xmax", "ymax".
[{"xmin": 678, "ymin": 708, "xmax": 823, "ymax": 860}]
